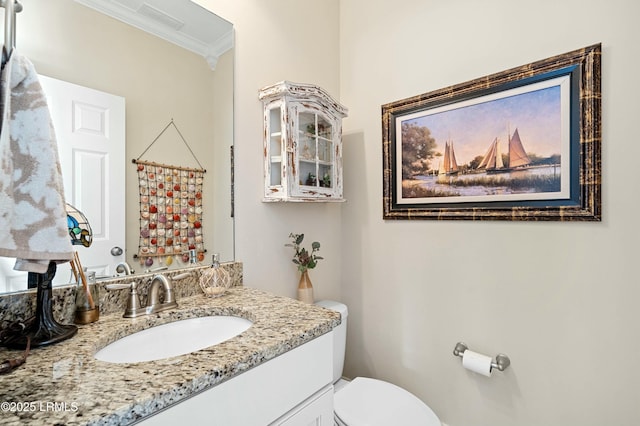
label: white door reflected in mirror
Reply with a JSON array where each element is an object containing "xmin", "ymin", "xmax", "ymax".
[{"xmin": 0, "ymin": 77, "xmax": 125, "ymax": 292}]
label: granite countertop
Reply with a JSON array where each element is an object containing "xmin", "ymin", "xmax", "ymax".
[{"xmin": 0, "ymin": 287, "xmax": 340, "ymax": 425}]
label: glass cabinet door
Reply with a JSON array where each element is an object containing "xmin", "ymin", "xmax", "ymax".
[
  {"xmin": 297, "ymin": 111, "xmax": 333, "ymax": 189},
  {"xmin": 268, "ymin": 107, "xmax": 282, "ymax": 186}
]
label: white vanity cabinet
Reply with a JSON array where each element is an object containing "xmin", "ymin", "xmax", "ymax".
[
  {"xmin": 137, "ymin": 332, "xmax": 334, "ymax": 426},
  {"xmin": 269, "ymin": 385, "xmax": 334, "ymax": 426},
  {"xmin": 259, "ymin": 81, "xmax": 348, "ymax": 202}
]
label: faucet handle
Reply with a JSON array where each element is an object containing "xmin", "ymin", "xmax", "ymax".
[
  {"xmin": 105, "ymin": 283, "xmax": 132, "ymax": 290},
  {"xmin": 105, "ymin": 282, "xmax": 143, "ymax": 318},
  {"xmin": 172, "ymin": 271, "xmax": 194, "ymax": 281}
]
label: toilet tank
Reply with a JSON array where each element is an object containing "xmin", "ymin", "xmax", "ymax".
[{"xmin": 315, "ymin": 300, "xmax": 348, "ymax": 384}]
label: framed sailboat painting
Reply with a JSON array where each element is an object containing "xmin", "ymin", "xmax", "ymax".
[{"xmin": 382, "ymin": 44, "xmax": 601, "ymax": 221}]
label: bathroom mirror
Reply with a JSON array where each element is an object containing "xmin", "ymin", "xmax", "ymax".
[{"xmin": 0, "ymin": 0, "xmax": 234, "ymax": 293}]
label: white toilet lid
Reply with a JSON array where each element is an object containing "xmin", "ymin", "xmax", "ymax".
[{"xmin": 334, "ymin": 377, "xmax": 441, "ymax": 426}]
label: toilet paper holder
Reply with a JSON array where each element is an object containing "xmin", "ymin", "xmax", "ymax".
[{"xmin": 453, "ymin": 342, "xmax": 511, "ymax": 372}]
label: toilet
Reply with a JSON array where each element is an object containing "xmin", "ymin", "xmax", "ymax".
[{"xmin": 316, "ymin": 300, "xmax": 441, "ymax": 426}]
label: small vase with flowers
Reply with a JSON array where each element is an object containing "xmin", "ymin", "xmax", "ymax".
[{"xmin": 285, "ymin": 233, "xmax": 322, "ymax": 304}]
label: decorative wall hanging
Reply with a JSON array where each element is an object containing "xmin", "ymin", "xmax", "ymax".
[
  {"xmin": 134, "ymin": 120, "xmax": 206, "ymax": 267},
  {"xmin": 382, "ymin": 44, "xmax": 601, "ymax": 221}
]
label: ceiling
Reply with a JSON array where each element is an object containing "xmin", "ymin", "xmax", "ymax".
[{"xmin": 74, "ymin": 0, "xmax": 233, "ymax": 70}]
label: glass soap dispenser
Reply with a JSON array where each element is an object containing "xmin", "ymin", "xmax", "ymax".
[{"xmin": 199, "ymin": 253, "xmax": 231, "ymax": 297}]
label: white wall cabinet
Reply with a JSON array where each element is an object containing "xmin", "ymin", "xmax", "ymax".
[{"xmin": 259, "ymin": 81, "xmax": 348, "ymax": 202}]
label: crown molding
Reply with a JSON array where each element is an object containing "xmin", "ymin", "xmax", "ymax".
[{"xmin": 75, "ymin": 0, "xmax": 233, "ymax": 70}]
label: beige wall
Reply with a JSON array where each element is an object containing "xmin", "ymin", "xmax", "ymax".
[
  {"xmin": 17, "ymin": 0, "xmax": 234, "ymax": 266},
  {"xmin": 197, "ymin": 0, "xmax": 344, "ymax": 300},
  {"xmin": 202, "ymin": 0, "xmax": 640, "ymax": 425},
  {"xmin": 339, "ymin": 0, "xmax": 639, "ymax": 425}
]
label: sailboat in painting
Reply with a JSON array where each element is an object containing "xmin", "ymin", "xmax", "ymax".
[
  {"xmin": 438, "ymin": 140, "xmax": 459, "ymax": 175},
  {"xmin": 478, "ymin": 128, "xmax": 531, "ymax": 173},
  {"xmin": 478, "ymin": 137, "xmax": 504, "ymax": 171},
  {"xmin": 507, "ymin": 128, "xmax": 532, "ymax": 168}
]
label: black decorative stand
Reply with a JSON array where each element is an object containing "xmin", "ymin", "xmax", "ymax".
[{"xmin": 3, "ymin": 262, "xmax": 77, "ymax": 349}]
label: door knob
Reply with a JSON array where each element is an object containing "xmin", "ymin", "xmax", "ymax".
[{"xmin": 110, "ymin": 246, "xmax": 123, "ymax": 256}]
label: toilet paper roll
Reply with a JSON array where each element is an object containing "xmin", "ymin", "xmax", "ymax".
[{"xmin": 462, "ymin": 350, "xmax": 493, "ymax": 377}]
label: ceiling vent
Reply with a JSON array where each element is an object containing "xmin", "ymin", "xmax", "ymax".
[{"xmin": 137, "ymin": 3, "xmax": 185, "ymax": 31}]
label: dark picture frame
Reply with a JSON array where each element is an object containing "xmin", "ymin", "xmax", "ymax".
[{"xmin": 382, "ymin": 44, "xmax": 601, "ymax": 221}]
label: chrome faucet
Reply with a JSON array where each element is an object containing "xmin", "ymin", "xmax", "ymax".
[
  {"xmin": 105, "ymin": 274, "xmax": 178, "ymax": 318},
  {"xmin": 146, "ymin": 274, "xmax": 177, "ymax": 315},
  {"xmin": 115, "ymin": 262, "xmax": 134, "ymax": 276}
]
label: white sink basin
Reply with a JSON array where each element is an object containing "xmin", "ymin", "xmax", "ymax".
[{"xmin": 94, "ymin": 316, "xmax": 253, "ymax": 363}]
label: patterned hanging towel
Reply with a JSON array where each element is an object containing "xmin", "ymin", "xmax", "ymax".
[{"xmin": 0, "ymin": 50, "xmax": 73, "ymax": 273}]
